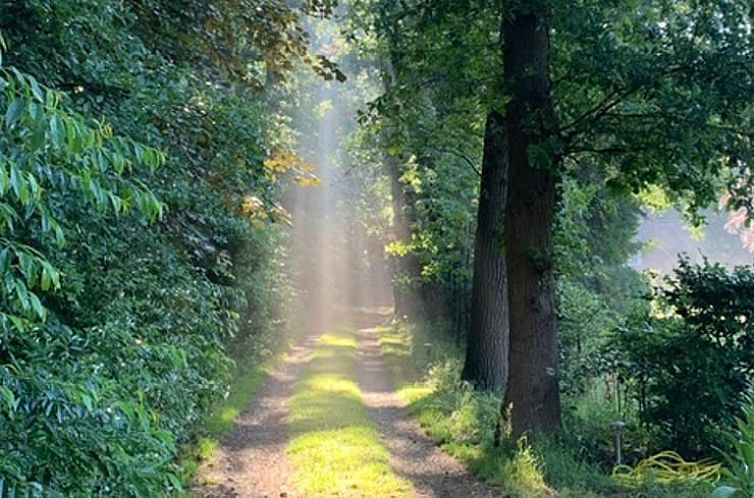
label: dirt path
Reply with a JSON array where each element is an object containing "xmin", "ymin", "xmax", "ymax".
[
  {"xmin": 355, "ymin": 327, "xmax": 501, "ymax": 498},
  {"xmin": 193, "ymin": 320, "xmax": 501, "ymax": 498},
  {"xmin": 193, "ymin": 336, "xmax": 319, "ymax": 498}
]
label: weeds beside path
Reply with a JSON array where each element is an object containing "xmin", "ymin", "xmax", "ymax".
[
  {"xmin": 356, "ymin": 326, "xmax": 502, "ymax": 498},
  {"xmin": 376, "ymin": 321, "xmax": 713, "ymax": 498}
]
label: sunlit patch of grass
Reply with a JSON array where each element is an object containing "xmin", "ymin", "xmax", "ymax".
[
  {"xmin": 318, "ymin": 333, "xmax": 357, "ymax": 349},
  {"xmin": 195, "ymin": 437, "xmax": 219, "ymax": 461},
  {"xmin": 286, "ymin": 328, "xmax": 413, "ymax": 498},
  {"xmin": 203, "ymin": 367, "xmax": 268, "ymax": 436}
]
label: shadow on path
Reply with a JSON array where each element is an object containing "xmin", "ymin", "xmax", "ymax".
[{"xmin": 193, "ymin": 334, "xmax": 320, "ymax": 498}]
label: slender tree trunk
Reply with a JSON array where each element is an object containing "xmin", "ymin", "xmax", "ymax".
[
  {"xmin": 386, "ymin": 153, "xmax": 424, "ymax": 318},
  {"xmin": 462, "ymin": 111, "xmax": 509, "ymax": 391},
  {"xmin": 502, "ymin": 12, "xmax": 562, "ymax": 435}
]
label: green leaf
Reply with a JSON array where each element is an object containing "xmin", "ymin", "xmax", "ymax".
[
  {"xmin": 49, "ymin": 115, "xmax": 65, "ymax": 149},
  {"xmin": 42, "ymin": 262, "xmax": 60, "ymax": 290},
  {"xmin": 16, "ymin": 251, "xmax": 33, "ymax": 283},
  {"xmin": 40, "ymin": 264, "xmax": 52, "ymax": 291},
  {"xmin": 134, "ymin": 143, "xmax": 145, "ymax": 164},
  {"xmin": 14, "ymin": 279, "xmax": 29, "ymax": 311},
  {"xmin": 0, "ymin": 248, "xmax": 9, "ymax": 272},
  {"xmin": 28, "ymin": 292, "xmax": 46, "ymax": 321},
  {"xmin": 0, "ymin": 160, "xmax": 8, "ymax": 195},
  {"xmin": 709, "ymin": 486, "xmax": 738, "ymax": 498},
  {"xmin": 29, "ymin": 77, "xmax": 43, "ymax": 103},
  {"xmin": 8, "ymin": 164, "xmax": 27, "ymax": 204},
  {"xmin": 9, "ymin": 315, "xmax": 24, "ymax": 333},
  {"xmin": 4, "ymin": 98, "xmax": 24, "ymax": 127},
  {"xmin": 26, "ymin": 174, "xmax": 40, "ymax": 202},
  {"xmin": 0, "ymin": 386, "xmax": 16, "ymax": 412},
  {"xmin": 65, "ymin": 116, "xmax": 80, "ymax": 153}
]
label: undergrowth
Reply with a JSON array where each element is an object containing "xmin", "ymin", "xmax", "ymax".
[{"xmin": 378, "ymin": 320, "xmax": 712, "ymax": 498}]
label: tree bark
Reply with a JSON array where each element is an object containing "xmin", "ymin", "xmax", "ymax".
[
  {"xmin": 386, "ymin": 153, "xmax": 425, "ymax": 318},
  {"xmin": 502, "ymin": 12, "xmax": 562, "ymax": 436},
  {"xmin": 461, "ymin": 111, "xmax": 509, "ymax": 391}
]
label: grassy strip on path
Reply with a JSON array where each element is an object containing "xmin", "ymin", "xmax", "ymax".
[
  {"xmin": 377, "ymin": 321, "xmax": 710, "ymax": 498},
  {"xmin": 286, "ymin": 326, "xmax": 413, "ymax": 498}
]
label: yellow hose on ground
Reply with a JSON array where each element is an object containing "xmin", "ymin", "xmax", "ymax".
[{"xmin": 611, "ymin": 450, "xmax": 721, "ymax": 487}]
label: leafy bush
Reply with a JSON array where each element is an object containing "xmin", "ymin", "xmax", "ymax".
[
  {"xmin": 557, "ymin": 279, "xmax": 617, "ymax": 398},
  {"xmin": 0, "ymin": 53, "xmax": 196, "ymax": 496},
  {"xmin": 0, "ymin": 1, "xmax": 302, "ymax": 494},
  {"xmin": 616, "ymin": 259, "xmax": 754, "ymax": 456}
]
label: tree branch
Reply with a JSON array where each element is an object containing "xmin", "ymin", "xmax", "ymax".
[
  {"xmin": 566, "ymin": 145, "xmax": 653, "ymax": 156},
  {"xmin": 433, "ymin": 147, "xmax": 481, "ymax": 177}
]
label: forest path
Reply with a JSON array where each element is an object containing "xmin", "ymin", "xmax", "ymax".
[
  {"xmin": 355, "ymin": 326, "xmax": 501, "ymax": 498},
  {"xmin": 193, "ymin": 312, "xmax": 501, "ymax": 498},
  {"xmin": 193, "ymin": 335, "xmax": 318, "ymax": 498}
]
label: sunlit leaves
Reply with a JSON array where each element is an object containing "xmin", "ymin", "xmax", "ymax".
[
  {"xmin": 132, "ymin": 0, "xmax": 345, "ymax": 89},
  {"xmin": 305, "ymin": 53, "xmax": 348, "ymax": 83},
  {"xmin": 264, "ymin": 152, "xmax": 321, "ymax": 187}
]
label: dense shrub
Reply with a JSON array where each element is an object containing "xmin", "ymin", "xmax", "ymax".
[
  {"xmin": 711, "ymin": 389, "xmax": 754, "ymax": 498},
  {"xmin": 0, "ymin": 1, "xmax": 305, "ymax": 495},
  {"xmin": 616, "ymin": 259, "xmax": 754, "ymax": 457}
]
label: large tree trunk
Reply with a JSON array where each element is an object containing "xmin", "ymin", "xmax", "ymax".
[
  {"xmin": 461, "ymin": 111, "xmax": 509, "ymax": 391},
  {"xmin": 386, "ymin": 153, "xmax": 425, "ymax": 318},
  {"xmin": 502, "ymin": 12, "xmax": 562, "ymax": 435}
]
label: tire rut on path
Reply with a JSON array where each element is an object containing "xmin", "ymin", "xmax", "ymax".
[
  {"xmin": 194, "ymin": 335, "xmax": 319, "ymax": 498},
  {"xmin": 355, "ymin": 326, "xmax": 502, "ymax": 498}
]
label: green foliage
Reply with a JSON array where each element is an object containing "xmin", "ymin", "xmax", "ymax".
[
  {"xmin": 378, "ymin": 323, "xmax": 551, "ymax": 497},
  {"xmin": 0, "ymin": 0, "xmax": 318, "ymax": 494},
  {"xmin": 711, "ymin": 390, "xmax": 754, "ymax": 498},
  {"xmin": 557, "ymin": 280, "xmax": 616, "ymax": 397},
  {"xmin": 0, "ymin": 65, "xmax": 162, "ymax": 329},
  {"xmin": 346, "ymin": 0, "xmax": 495, "ymax": 327},
  {"xmin": 554, "ymin": 174, "xmax": 647, "ymax": 403},
  {"xmin": 551, "ymin": 0, "xmax": 754, "ymax": 214},
  {"xmin": 379, "ymin": 320, "xmax": 708, "ymax": 497},
  {"xmin": 355, "ymin": 0, "xmax": 754, "ymax": 488},
  {"xmin": 616, "ymin": 259, "xmax": 754, "ymax": 457}
]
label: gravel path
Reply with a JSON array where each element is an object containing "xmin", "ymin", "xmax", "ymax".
[
  {"xmin": 193, "ymin": 319, "xmax": 502, "ymax": 498},
  {"xmin": 193, "ymin": 335, "xmax": 319, "ymax": 498},
  {"xmin": 355, "ymin": 326, "xmax": 502, "ymax": 498}
]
